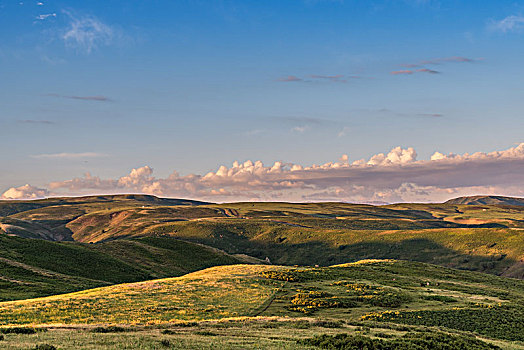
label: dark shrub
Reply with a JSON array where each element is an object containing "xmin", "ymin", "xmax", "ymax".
[
  {"xmin": 91, "ymin": 325, "xmax": 127, "ymax": 333},
  {"xmin": 160, "ymin": 339, "xmax": 172, "ymax": 347},
  {"xmin": 33, "ymin": 345, "xmax": 57, "ymax": 350},
  {"xmin": 0, "ymin": 327, "xmax": 37, "ymax": 334}
]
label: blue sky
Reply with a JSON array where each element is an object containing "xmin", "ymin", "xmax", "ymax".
[{"xmin": 1, "ymin": 0, "xmax": 524, "ymax": 202}]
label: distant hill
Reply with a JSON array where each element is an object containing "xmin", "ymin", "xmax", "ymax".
[
  {"xmin": 0, "ymin": 194, "xmax": 209, "ymax": 217},
  {"xmin": 2, "ymin": 195, "xmax": 524, "ymax": 280},
  {"xmin": 445, "ymin": 195, "xmax": 524, "ymax": 206}
]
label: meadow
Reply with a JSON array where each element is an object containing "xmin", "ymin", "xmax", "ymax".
[{"xmin": 0, "ymin": 260, "xmax": 523, "ymax": 349}]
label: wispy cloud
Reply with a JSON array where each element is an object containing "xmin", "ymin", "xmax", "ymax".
[
  {"xmin": 417, "ymin": 113, "xmax": 443, "ymax": 118},
  {"xmin": 402, "ymin": 56, "xmax": 476, "ymax": 68},
  {"xmin": 392, "ymin": 56, "xmax": 476, "ymax": 76},
  {"xmin": 278, "ymin": 74, "xmax": 360, "ymax": 83},
  {"xmin": 416, "ymin": 68, "xmax": 439, "ymax": 74},
  {"xmin": 31, "ymin": 152, "xmax": 108, "ymax": 159},
  {"xmin": 489, "ymin": 15, "xmax": 524, "ymax": 33},
  {"xmin": 68, "ymin": 95, "xmax": 111, "ymax": 101},
  {"xmin": 277, "ymin": 75, "xmax": 302, "ymax": 82},
  {"xmin": 391, "ymin": 68, "xmax": 438, "ymax": 75},
  {"xmin": 18, "ymin": 119, "xmax": 55, "ymax": 125},
  {"xmin": 62, "ymin": 10, "xmax": 114, "ymax": 53},
  {"xmin": 46, "ymin": 93, "xmax": 111, "ymax": 102},
  {"xmin": 292, "ymin": 125, "xmax": 309, "ymax": 133},
  {"xmin": 310, "ymin": 74, "xmax": 348, "ymax": 82},
  {"xmin": 36, "ymin": 13, "xmax": 56, "ymax": 20},
  {"xmin": 337, "ymin": 126, "xmax": 350, "ymax": 137},
  {"xmin": 391, "ymin": 69, "xmax": 414, "ymax": 75}
]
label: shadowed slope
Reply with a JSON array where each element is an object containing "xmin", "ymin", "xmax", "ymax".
[{"xmin": 0, "ymin": 235, "xmax": 248, "ymax": 301}]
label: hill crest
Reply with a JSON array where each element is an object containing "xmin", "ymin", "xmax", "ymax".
[{"xmin": 445, "ymin": 195, "xmax": 524, "ymax": 206}]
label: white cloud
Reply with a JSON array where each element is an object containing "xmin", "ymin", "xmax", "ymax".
[
  {"xmin": 1, "ymin": 184, "xmax": 48, "ymax": 200},
  {"xmin": 489, "ymin": 15, "xmax": 524, "ymax": 33},
  {"xmin": 292, "ymin": 125, "xmax": 309, "ymax": 133},
  {"xmin": 8, "ymin": 143, "xmax": 524, "ymax": 203},
  {"xmin": 31, "ymin": 152, "xmax": 107, "ymax": 159},
  {"xmin": 62, "ymin": 11, "xmax": 114, "ymax": 53},
  {"xmin": 36, "ymin": 13, "xmax": 56, "ymax": 20}
]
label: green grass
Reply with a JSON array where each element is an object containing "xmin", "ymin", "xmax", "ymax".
[
  {"xmin": 0, "ymin": 261, "xmax": 523, "ymax": 346},
  {"xmin": 0, "ymin": 235, "xmax": 246, "ymax": 301}
]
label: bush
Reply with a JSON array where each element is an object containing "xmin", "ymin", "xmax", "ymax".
[
  {"xmin": 0, "ymin": 334, "xmax": 4, "ymax": 341},
  {"xmin": 311, "ymin": 320, "xmax": 344, "ymax": 328},
  {"xmin": 33, "ymin": 345, "xmax": 57, "ymax": 350},
  {"xmin": 194, "ymin": 330, "xmax": 217, "ymax": 336},
  {"xmin": 0, "ymin": 327, "xmax": 37, "ymax": 334},
  {"xmin": 160, "ymin": 339, "xmax": 172, "ymax": 347},
  {"xmin": 91, "ymin": 325, "xmax": 127, "ymax": 333}
]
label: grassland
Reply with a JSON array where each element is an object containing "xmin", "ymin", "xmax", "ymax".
[
  {"xmin": 0, "ymin": 235, "xmax": 249, "ymax": 301},
  {"xmin": 0, "ymin": 260, "xmax": 523, "ymax": 349}
]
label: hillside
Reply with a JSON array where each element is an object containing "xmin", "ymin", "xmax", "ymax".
[
  {"xmin": 445, "ymin": 195, "xmax": 524, "ymax": 206},
  {"xmin": 0, "ymin": 235, "xmax": 250, "ymax": 301},
  {"xmin": 0, "ymin": 260, "xmax": 523, "ymax": 349},
  {"xmin": 1, "ymin": 196, "xmax": 524, "ymax": 280}
]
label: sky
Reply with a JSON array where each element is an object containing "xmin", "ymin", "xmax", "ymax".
[{"xmin": 1, "ymin": 0, "xmax": 524, "ymax": 203}]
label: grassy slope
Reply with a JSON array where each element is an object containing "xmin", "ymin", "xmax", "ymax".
[
  {"xmin": 0, "ymin": 235, "xmax": 246, "ymax": 302},
  {"xmin": 0, "ymin": 260, "xmax": 523, "ymax": 349}
]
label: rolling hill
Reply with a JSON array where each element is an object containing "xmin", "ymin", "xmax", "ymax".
[
  {"xmin": 1, "ymin": 195, "xmax": 524, "ymax": 281},
  {"xmin": 445, "ymin": 195, "xmax": 524, "ymax": 206},
  {"xmin": 0, "ymin": 260, "xmax": 523, "ymax": 349},
  {"xmin": 0, "ymin": 234, "xmax": 255, "ymax": 302}
]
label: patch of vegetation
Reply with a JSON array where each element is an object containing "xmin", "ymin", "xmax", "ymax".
[
  {"xmin": 311, "ymin": 320, "xmax": 344, "ymax": 328},
  {"xmin": 299, "ymin": 331, "xmax": 500, "ymax": 350},
  {"xmin": 288, "ymin": 290, "xmax": 357, "ymax": 314},
  {"xmin": 334, "ymin": 281, "xmax": 412, "ymax": 307},
  {"xmin": 194, "ymin": 330, "xmax": 217, "ymax": 336},
  {"xmin": 362, "ymin": 305, "xmax": 524, "ymax": 341},
  {"xmin": 33, "ymin": 344, "xmax": 57, "ymax": 350},
  {"xmin": 0, "ymin": 326, "xmax": 37, "ymax": 334},
  {"xmin": 421, "ymin": 294, "xmax": 457, "ymax": 303},
  {"xmin": 91, "ymin": 325, "xmax": 128, "ymax": 333}
]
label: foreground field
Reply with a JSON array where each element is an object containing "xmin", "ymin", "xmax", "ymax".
[{"xmin": 0, "ymin": 260, "xmax": 523, "ymax": 349}]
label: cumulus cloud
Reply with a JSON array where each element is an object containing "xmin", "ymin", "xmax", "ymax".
[
  {"xmin": 6, "ymin": 143, "xmax": 524, "ymax": 203},
  {"xmin": 489, "ymin": 15, "xmax": 524, "ymax": 33},
  {"xmin": 62, "ymin": 11, "xmax": 114, "ymax": 53},
  {"xmin": 1, "ymin": 184, "xmax": 48, "ymax": 200}
]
